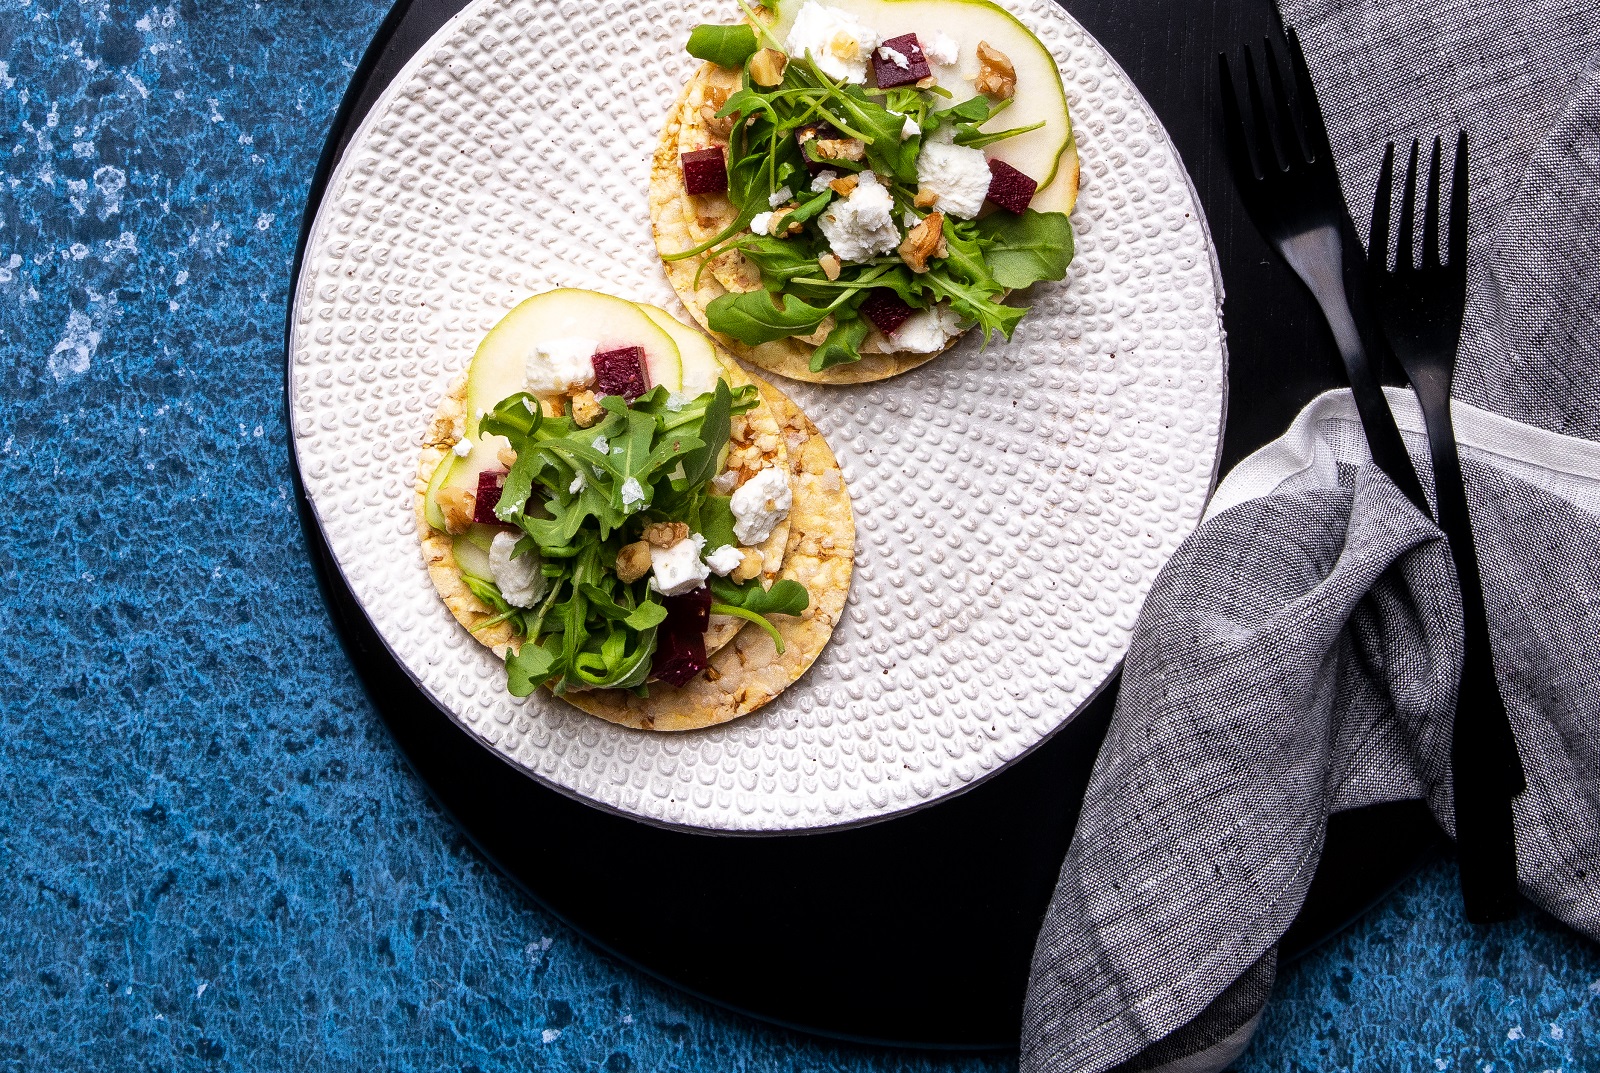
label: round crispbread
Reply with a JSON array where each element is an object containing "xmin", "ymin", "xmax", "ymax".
[
  {"xmin": 565, "ymin": 372, "xmax": 854, "ymax": 730},
  {"xmin": 651, "ymin": 61, "xmax": 960, "ymax": 385},
  {"xmin": 415, "ymin": 352, "xmax": 790, "ymax": 663}
]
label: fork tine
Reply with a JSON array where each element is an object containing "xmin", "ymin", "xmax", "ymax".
[
  {"xmin": 1369, "ymin": 142, "xmax": 1396, "ymax": 270},
  {"xmin": 1397, "ymin": 139, "xmax": 1420, "ymax": 271},
  {"xmin": 1241, "ymin": 46, "xmax": 1282, "ymax": 173},
  {"xmin": 1262, "ymin": 37, "xmax": 1307, "ymax": 164},
  {"xmin": 1449, "ymin": 130, "xmax": 1469, "ymax": 271},
  {"xmin": 1217, "ymin": 54, "xmax": 1259, "ymax": 182},
  {"xmin": 1285, "ymin": 28, "xmax": 1334, "ymax": 162},
  {"xmin": 1423, "ymin": 136, "xmax": 1443, "ymax": 269}
]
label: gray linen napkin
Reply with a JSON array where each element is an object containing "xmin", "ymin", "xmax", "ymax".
[{"xmin": 1020, "ymin": 5, "xmax": 1600, "ymax": 1070}]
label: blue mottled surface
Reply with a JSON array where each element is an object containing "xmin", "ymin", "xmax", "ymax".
[{"xmin": 0, "ymin": 0, "xmax": 1596, "ymax": 1069}]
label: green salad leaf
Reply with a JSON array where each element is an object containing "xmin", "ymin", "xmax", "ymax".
[
  {"xmin": 976, "ymin": 210, "xmax": 1076, "ymax": 290},
  {"xmin": 686, "ymin": 23, "xmax": 760, "ymax": 68}
]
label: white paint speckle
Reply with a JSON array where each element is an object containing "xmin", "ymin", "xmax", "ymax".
[
  {"xmin": 540, "ymin": 1029, "xmax": 560, "ymax": 1044},
  {"xmin": 174, "ymin": 269, "xmax": 188, "ymax": 286},
  {"xmin": 196, "ymin": 981, "xmax": 208, "ymax": 999},
  {"xmin": 93, "ymin": 165, "xmax": 125, "ymax": 218},
  {"xmin": 1549, "ymin": 1023, "xmax": 1564, "ymax": 1040},
  {"xmin": 48, "ymin": 308, "xmax": 100, "ymax": 380},
  {"xmin": 255, "ymin": 212, "xmax": 275, "ymax": 231},
  {"xmin": 1508, "ymin": 1025, "xmax": 1523, "ymax": 1041},
  {"xmin": 621, "ymin": 1013, "xmax": 634, "ymax": 1025}
]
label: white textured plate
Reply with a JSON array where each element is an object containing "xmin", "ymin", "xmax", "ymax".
[{"xmin": 290, "ymin": 0, "xmax": 1227, "ymax": 832}]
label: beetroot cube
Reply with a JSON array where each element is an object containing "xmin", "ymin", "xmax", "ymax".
[
  {"xmin": 872, "ymin": 34, "xmax": 931, "ymax": 89},
  {"xmin": 680, "ymin": 147, "xmax": 728, "ymax": 196},
  {"xmin": 986, "ymin": 158, "xmax": 1038, "ymax": 214},
  {"xmin": 653, "ymin": 587, "xmax": 712, "ymax": 687},
  {"xmin": 859, "ymin": 289, "xmax": 914, "ymax": 335},
  {"xmin": 593, "ymin": 346, "xmax": 649, "ymax": 400},
  {"xmin": 474, "ymin": 469, "xmax": 506, "ymax": 524}
]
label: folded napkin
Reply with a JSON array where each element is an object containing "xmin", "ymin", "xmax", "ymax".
[{"xmin": 1020, "ymin": 3, "xmax": 1600, "ymax": 1070}]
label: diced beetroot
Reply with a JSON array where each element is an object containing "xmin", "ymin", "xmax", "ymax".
[
  {"xmin": 872, "ymin": 34, "xmax": 931, "ymax": 89},
  {"xmin": 593, "ymin": 346, "xmax": 649, "ymax": 400},
  {"xmin": 859, "ymin": 290, "xmax": 914, "ymax": 335},
  {"xmin": 474, "ymin": 469, "xmax": 506, "ymax": 524},
  {"xmin": 652, "ymin": 587, "xmax": 713, "ymax": 687},
  {"xmin": 680, "ymin": 147, "xmax": 728, "ymax": 196},
  {"xmin": 986, "ymin": 158, "xmax": 1038, "ymax": 214}
]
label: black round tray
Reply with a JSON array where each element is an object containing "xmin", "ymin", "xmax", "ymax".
[{"xmin": 284, "ymin": 0, "xmax": 1440, "ymax": 1049}]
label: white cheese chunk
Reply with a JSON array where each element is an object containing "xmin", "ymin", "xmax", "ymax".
[
  {"xmin": 817, "ymin": 171, "xmax": 901, "ymax": 263},
  {"xmin": 591, "ymin": 435, "xmax": 610, "ymax": 454},
  {"xmin": 711, "ymin": 470, "xmax": 740, "ymax": 495},
  {"xmin": 704, "ymin": 544, "xmax": 744, "ymax": 577},
  {"xmin": 900, "ymin": 113, "xmax": 920, "ymax": 141},
  {"xmin": 916, "ymin": 135, "xmax": 992, "ymax": 220},
  {"xmin": 620, "ymin": 477, "xmax": 645, "ymax": 510},
  {"xmin": 750, "ymin": 211, "xmax": 775, "ymax": 236},
  {"xmin": 923, "ymin": 31, "xmax": 959, "ymax": 67},
  {"xmin": 768, "ymin": 186, "xmax": 793, "ymax": 208},
  {"xmin": 784, "ymin": 1, "xmax": 880, "ymax": 83},
  {"xmin": 569, "ymin": 472, "xmax": 586, "ymax": 494},
  {"xmin": 809, "ymin": 169, "xmax": 839, "ymax": 192},
  {"xmin": 650, "ymin": 533, "xmax": 709, "ymax": 596},
  {"xmin": 731, "ymin": 466, "xmax": 793, "ymax": 546},
  {"xmin": 452, "ymin": 438, "xmax": 473, "ymax": 457},
  {"xmin": 489, "ymin": 531, "xmax": 547, "ymax": 608},
  {"xmin": 887, "ymin": 302, "xmax": 963, "ymax": 354},
  {"xmin": 524, "ymin": 336, "xmax": 597, "ymax": 395},
  {"xmin": 878, "ymin": 44, "xmax": 909, "ymax": 69}
]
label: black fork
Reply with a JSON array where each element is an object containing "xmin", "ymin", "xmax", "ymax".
[
  {"xmin": 1218, "ymin": 31, "xmax": 1428, "ymax": 514},
  {"xmin": 1368, "ymin": 135, "xmax": 1525, "ymax": 923}
]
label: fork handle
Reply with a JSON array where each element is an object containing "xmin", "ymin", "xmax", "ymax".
[
  {"xmin": 1297, "ymin": 264, "xmax": 1431, "ymax": 515},
  {"xmin": 1409, "ymin": 377, "xmax": 1526, "ymax": 922}
]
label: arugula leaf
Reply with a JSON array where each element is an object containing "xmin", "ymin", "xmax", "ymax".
[
  {"xmin": 810, "ymin": 315, "xmax": 871, "ymax": 371},
  {"xmin": 932, "ymin": 96, "xmax": 991, "ymax": 126},
  {"xmin": 706, "ymin": 289, "xmax": 832, "ymax": 345},
  {"xmin": 506, "ymin": 641, "xmax": 558, "ymax": 697},
  {"xmin": 685, "ymin": 24, "xmax": 759, "ymax": 68},
  {"xmin": 954, "ymin": 120, "xmax": 1046, "ymax": 150},
  {"xmin": 624, "ymin": 602, "xmax": 669, "ymax": 631},
  {"xmin": 736, "ymin": 236, "xmax": 827, "ymax": 289},
  {"xmin": 975, "ymin": 210, "xmax": 1076, "ymax": 290},
  {"xmin": 677, "ymin": 380, "xmax": 733, "ymax": 491},
  {"xmin": 695, "ymin": 495, "xmax": 739, "ymax": 551},
  {"xmin": 710, "ymin": 576, "xmax": 810, "ymax": 616}
]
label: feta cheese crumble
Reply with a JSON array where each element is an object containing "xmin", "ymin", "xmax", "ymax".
[
  {"xmin": 489, "ymin": 531, "xmax": 547, "ymax": 608},
  {"xmin": 886, "ymin": 302, "xmax": 963, "ymax": 353},
  {"xmin": 817, "ymin": 171, "xmax": 901, "ymax": 262},
  {"xmin": 768, "ymin": 185, "xmax": 793, "ymax": 207},
  {"xmin": 784, "ymin": 1, "xmax": 880, "ymax": 84},
  {"xmin": 915, "ymin": 134, "xmax": 992, "ymax": 219},
  {"xmin": 452, "ymin": 438, "xmax": 473, "ymax": 457},
  {"xmin": 704, "ymin": 544, "xmax": 744, "ymax": 577},
  {"xmin": 923, "ymin": 31, "xmax": 959, "ymax": 67},
  {"xmin": 711, "ymin": 470, "xmax": 740, "ymax": 495},
  {"xmin": 620, "ymin": 477, "xmax": 645, "ymax": 509},
  {"xmin": 731, "ymin": 466, "xmax": 793, "ymax": 546},
  {"xmin": 591, "ymin": 435, "xmax": 610, "ymax": 455},
  {"xmin": 524, "ymin": 336, "xmax": 598, "ymax": 395},
  {"xmin": 809, "ymin": 169, "xmax": 839, "ymax": 193},
  {"xmin": 750, "ymin": 211, "xmax": 775, "ymax": 236},
  {"xmin": 650, "ymin": 532, "xmax": 709, "ymax": 596},
  {"xmin": 569, "ymin": 472, "xmax": 586, "ymax": 494},
  {"xmin": 900, "ymin": 113, "xmax": 920, "ymax": 141},
  {"xmin": 878, "ymin": 44, "xmax": 909, "ymax": 69}
]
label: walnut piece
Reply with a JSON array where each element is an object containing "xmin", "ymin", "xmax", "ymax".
[
  {"xmin": 496, "ymin": 446, "xmax": 518, "ymax": 468},
  {"xmin": 814, "ymin": 137, "xmax": 866, "ymax": 162},
  {"xmin": 568, "ymin": 389, "xmax": 603, "ymax": 428},
  {"xmin": 818, "ymin": 253, "xmax": 842, "ymax": 281},
  {"xmin": 898, "ymin": 211, "xmax": 947, "ymax": 273},
  {"xmin": 975, "ymin": 41, "xmax": 1016, "ymax": 100},
  {"xmin": 615, "ymin": 541, "xmax": 652, "ymax": 583},
  {"xmin": 829, "ymin": 175, "xmax": 859, "ymax": 197},
  {"xmin": 913, "ymin": 187, "xmax": 940, "ymax": 209},
  {"xmin": 731, "ymin": 550, "xmax": 763, "ymax": 582},
  {"xmin": 749, "ymin": 48, "xmax": 788, "ymax": 87},
  {"xmin": 644, "ymin": 521, "xmax": 690, "ymax": 548},
  {"xmin": 436, "ymin": 486, "xmax": 476, "ymax": 535},
  {"xmin": 766, "ymin": 205, "xmax": 804, "ymax": 237}
]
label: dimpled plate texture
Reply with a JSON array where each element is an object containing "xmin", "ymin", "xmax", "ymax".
[{"xmin": 289, "ymin": 0, "xmax": 1226, "ymax": 832}]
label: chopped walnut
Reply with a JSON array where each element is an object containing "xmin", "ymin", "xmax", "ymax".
[
  {"xmin": 568, "ymin": 389, "xmax": 603, "ymax": 428},
  {"xmin": 496, "ymin": 446, "xmax": 518, "ymax": 468},
  {"xmin": 818, "ymin": 253, "xmax": 842, "ymax": 281},
  {"xmin": 828, "ymin": 175, "xmax": 859, "ymax": 197},
  {"xmin": 814, "ymin": 137, "xmax": 866, "ymax": 162},
  {"xmin": 749, "ymin": 48, "xmax": 788, "ymax": 87},
  {"xmin": 700, "ymin": 86, "xmax": 736, "ymax": 138},
  {"xmin": 731, "ymin": 550, "xmax": 763, "ymax": 582},
  {"xmin": 644, "ymin": 521, "xmax": 690, "ymax": 548},
  {"xmin": 975, "ymin": 41, "xmax": 1016, "ymax": 100},
  {"xmin": 767, "ymin": 205, "xmax": 804, "ymax": 237},
  {"xmin": 898, "ymin": 211, "xmax": 947, "ymax": 273},
  {"xmin": 614, "ymin": 540, "xmax": 652, "ymax": 583},
  {"xmin": 913, "ymin": 187, "xmax": 940, "ymax": 209},
  {"xmin": 436, "ymin": 486, "xmax": 476, "ymax": 535}
]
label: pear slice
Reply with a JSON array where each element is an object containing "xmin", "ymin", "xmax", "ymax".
[
  {"xmin": 464, "ymin": 288, "xmax": 683, "ymax": 433},
  {"xmin": 770, "ymin": 0, "xmax": 1078, "ymax": 214},
  {"xmin": 638, "ymin": 304, "xmax": 725, "ymax": 398}
]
